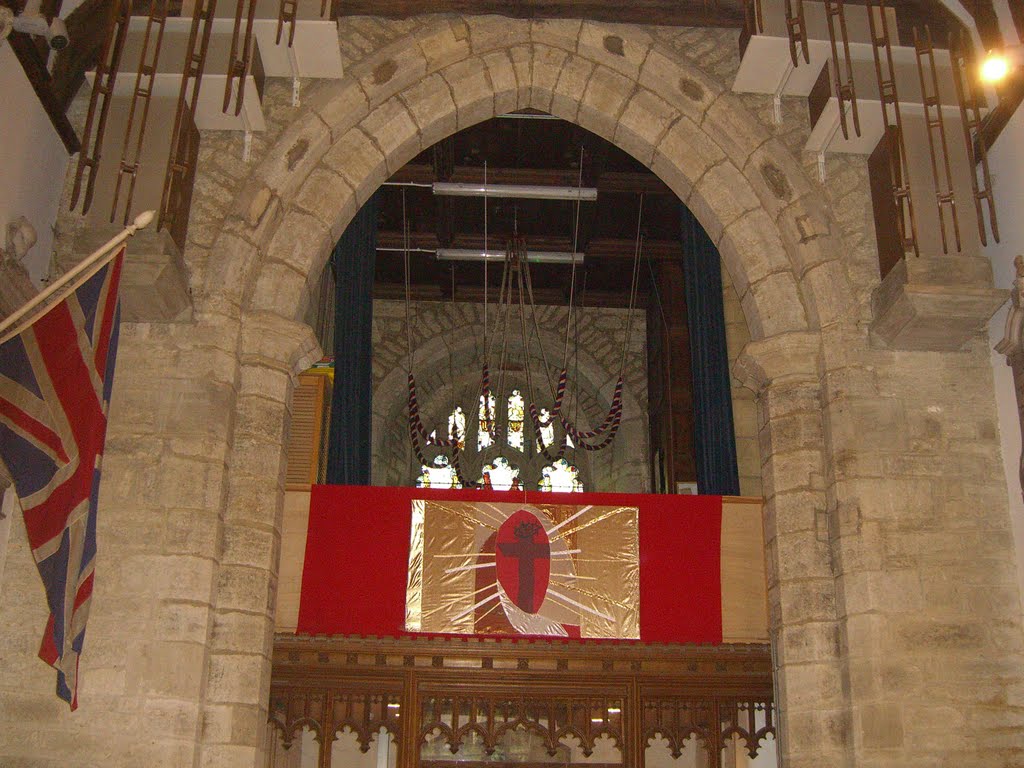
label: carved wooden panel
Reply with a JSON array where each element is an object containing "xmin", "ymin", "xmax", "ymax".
[{"xmin": 268, "ymin": 636, "xmax": 775, "ymax": 768}]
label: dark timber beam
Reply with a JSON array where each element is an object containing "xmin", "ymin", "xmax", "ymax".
[
  {"xmin": 335, "ymin": 0, "xmax": 746, "ymax": 27},
  {"xmin": 6, "ymin": 30, "xmax": 81, "ymax": 153}
]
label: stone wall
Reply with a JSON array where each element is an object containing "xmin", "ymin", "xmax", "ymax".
[{"xmin": 0, "ymin": 13, "xmax": 1021, "ymax": 768}]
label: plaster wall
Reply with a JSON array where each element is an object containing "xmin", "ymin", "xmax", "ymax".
[
  {"xmin": 985, "ymin": 106, "xmax": 1024, "ymax": 617},
  {"xmin": 0, "ymin": 43, "xmax": 69, "ymax": 284}
]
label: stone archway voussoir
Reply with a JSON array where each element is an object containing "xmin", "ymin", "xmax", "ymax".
[
  {"xmin": 465, "ymin": 15, "xmax": 531, "ymax": 56},
  {"xmin": 263, "ymin": 209, "xmax": 333, "ymax": 284},
  {"xmin": 742, "ymin": 137, "xmax": 817, "ymax": 225},
  {"xmin": 293, "ymin": 166, "xmax": 358, "ymax": 245},
  {"xmin": 439, "ymin": 58, "xmax": 498, "ymax": 131},
  {"xmin": 247, "ymin": 260, "xmax": 315, "ymax": 322},
  {"xmin": 359, "ymin": 100, "xmax": 423, "ymax": 177},
  {"xmin": 613, "ymin": 88, "xmax": 681, "ymax": 168},
  {"xmin": 321, "ymin": 127, "xmax": 388, "ymax": 207},
  {"xmin": 304, "ymin": 78, "xmax": 370, "ymax": 144},
  {"xmin": 638, "ymin": 46, "xmax": 721, "ymax": 126},
  {"xmin": 399, "ymin": 73, "xmax": 459, "ymax": 153},
  {"xmin": 576, "ymin": 66, "xmax": 637, "ymax": 143},
  {"xmin": 548, "ymin": 55, "xmax": 595, "ymax": 126},
  {"xmin": 482, "ymin": 50, "xmax": 523, "ymax": 116}
]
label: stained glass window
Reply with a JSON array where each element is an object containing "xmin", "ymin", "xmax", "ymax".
[
  {"xmin": 478, "ymin": 393, "xmax": 495, "ymax": 450},
  {"xmin": 507, "ymin": 390, "xmax": 525, "ymax": 452},
  {"xmin": 479, "ymin": 456, "xmax": 523, "ymax": 491},
  {"xmin": 416, "ymin": 455, "xmax": 462, "ymax": 489}
]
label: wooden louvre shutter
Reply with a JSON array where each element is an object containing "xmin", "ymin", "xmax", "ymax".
[{"xmin": 286, "ymin": 372, "xmax": 333, "ymax": 489}]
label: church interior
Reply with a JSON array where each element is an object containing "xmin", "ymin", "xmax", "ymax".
[{"xmin": 1, "ymin": 1, "xmax": 1024, "ymax": 766}]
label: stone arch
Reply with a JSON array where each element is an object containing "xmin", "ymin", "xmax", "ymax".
[
  {"xmin": 203, "ymin": 16, "xmax": 853, "ymax": 342},
  {"xmin": 197, "ymin": 16, "xmax": 855, "ymax": 768}
]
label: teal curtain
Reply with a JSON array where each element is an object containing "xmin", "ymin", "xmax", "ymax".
[
  {"xmin": 680, "ymin": 204, "xmax": 740, "ymax": 496},
  {"xmin": 327, "ymin": 192, "xmax": 379, "ymax": 485}
]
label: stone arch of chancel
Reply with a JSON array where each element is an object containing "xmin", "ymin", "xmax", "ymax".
[{"xmin": 199, "ymin": 16, "xmax": 854, "ymax": 768}]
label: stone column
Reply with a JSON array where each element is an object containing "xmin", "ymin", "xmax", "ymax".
[
  {"xmin": 198, "ymin": 311, "xmax": 320, "ymax": 768},
  {"xmin": 0, "ymin": 316, "xmax": 241, "ymax": 766},
  {"xmin": 734, "ymin": 332, "xmax": 851, "ymax": 768}
]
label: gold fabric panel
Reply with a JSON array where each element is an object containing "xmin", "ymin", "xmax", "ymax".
[{"xmin": 405, "ymin": 500, "xmax": 639, "ymax": 639}]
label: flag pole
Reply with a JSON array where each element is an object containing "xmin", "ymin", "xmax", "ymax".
[{"xmin": 0, "ymin": 211, "xmax": 154, "ymax": 343}]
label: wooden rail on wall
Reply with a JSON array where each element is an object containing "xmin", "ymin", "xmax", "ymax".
[{"xmin": 269, "ymin": 636, "xmax": 775, "ymax": 768}]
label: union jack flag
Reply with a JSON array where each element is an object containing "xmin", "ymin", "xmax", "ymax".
[{"xmin": 0, "ymin": 248, "xmax": 124, "ymax": 710}]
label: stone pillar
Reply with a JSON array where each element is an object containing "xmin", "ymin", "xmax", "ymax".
[
  {"xmin": 821, "ymin": 315, "xmax": 1024, "ymax": 766},
  {"xmin": 734, "ymin": 332, "xmax": 851, "ymax": 768},
  {"xmin": 0, "ymin": 317, "xmax": 241, "ymax": 766},
  {"xmin": 199, "ymin": 311, "xmax": 320, "ymax": 768}
]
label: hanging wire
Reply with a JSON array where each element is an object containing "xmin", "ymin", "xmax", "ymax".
[
  {"xmin": 619, "ymin": 193, "xmax": 645, "ymax": 379},
  {"xmin": 483, "ymin": 160, "xmax": 489, "ymax": 347},
  {"xmin": 564, "ymin": 144, "xmax": 586, "ymax": 366},
  {"xmin": 403, "ymin": 188, "xmax": 414, "ymax": 375}
]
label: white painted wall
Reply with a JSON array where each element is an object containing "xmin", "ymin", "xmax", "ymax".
[
  {"xmin": 0, "ymin": 42, "xmax": 71, "ymax": 285},
  {"xmin": 985, "ymin": 105, "xmax": 1024, "ymax": 615}
]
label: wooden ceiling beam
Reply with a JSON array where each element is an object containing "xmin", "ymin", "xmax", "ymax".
[
  {"xmin": 373, "ymin": 281, "xmax": 649, "ymax": 309},
  {"xmin": 335, "ymin": 0, "xmax": 746, "ymax": 27},
  {"xmin": 387, "ymin": 164, "xmax": 678, "ymax": 196}
]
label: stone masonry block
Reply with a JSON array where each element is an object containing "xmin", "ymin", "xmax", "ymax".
[
  {"xmin": 264, "ymin": 209, "xmax": 332, "ymax": 281},
  {"xmin": 359, "ymin": 100, "xmax": 422, "ymax": 175},
  {"xmin": 206, "ymin": 653, "xmax": 267, "ymax": 706},
  {"xmin": 253, "ymin": 113, "xmax": 330, "ymax": 205},
  {"xmin": 415, "ymin": 19, "xmax": 471, "ymax": 72},
  {"xmin": 321, "ymin": 127, "xmax": 387, "ymax": 206},
  {"xmin": 577, "ymin": 22, "xmax": 653, "ymax": 82},
  {"xmin": 639, "ymin": 46, "xmax": 720, "ymax": 124},
  {"xmin": 293, "ymin": 167, "xmax": 356, "ymax": 243},
  {"xmin": 650, "ymin": 118, "xmax": 724, "ymax": 204},
  {"xmin": 719, "ymin": 208, "xmax": 790, "ymax": 298},
  {"xmin": 467, "ymin": 15, "xmax": 530, "ymax": 54},
  {"xmin": 306, "ymin": 79, "xmax": 370, "ymax": 142},
  {"xmin": 221, "ymin": 524, "xmax": 278, "ymax": 570},
  {"xmin": 745, "ymin": 271, "xmax": 810, "ymax": 337},
  {"xmin": 441, "ymin": 57, "xmax": 496, "ymax": 130},
  {"xmin": 614, "ymin": 88, "xmax": 679, "ymax": 167},
  {"xmin": 529, "ymin": 45, "xmax": 568, "ymax": 112},
  {"xmin": 247, "ymin": 261, "xmax": 313, "ymax": 322},
  {"xmin": 577, "ymin": 65, "xmax": 635, "ymax": 142},
  {"xmin": 356, "ymin": 44, "xmax": 427, "ymax": 110},
  {"xmin": 400, "ymin": 73, "xmax": 458, "ymax": 150},
  {"xmin": 484, "ymin": 50, "xmax": 522, "ymax": 116},
  {"xmin": 549, "ymin": 55, "xmax": 594, "ymax": 123},
  {"xmin": 215, "ymin": 564, "xmax": 275, "ymax": 614},
  {"xmin": 701, "ymin": 95, "xmax": 770, "ymax": 168},
  {"xmin": 529, "ymin": 18, "xmax": 583, "ymax": 51}
]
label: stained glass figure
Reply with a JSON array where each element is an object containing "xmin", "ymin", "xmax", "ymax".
[
  {"xmin": 448, "ymin": 406, "xmax": 466, "ymax": 450},
  {"xmin": 478, "ymin": 392, "xmax": 496, "ymax": 450},
  {"xmin": 479, "ymin": 456, "xmax": 523, "ymax": 491},
  {"xmin": 538, "ymin": 458, "xmax": 584, "ymax": 493},
  {"xmin": 536, "ymin": 407, "xmax": 555, "ymax": 453},
  {"xmin": 507, "ymin": 390, "xmax": 525, "ymax": 452}
]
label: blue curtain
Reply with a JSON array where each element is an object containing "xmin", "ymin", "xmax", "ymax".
[
  {"xmin": 326, "ymin": 192, "xmax": 379, "ymax": 485},
  {"xmin": 680, "ymin": 204, "xmax": 740, "ymax": 496}
]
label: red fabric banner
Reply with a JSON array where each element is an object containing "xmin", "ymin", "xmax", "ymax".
[{"xmin": 296, "ymin": 485, "xmax": 723, "ymax": 644}]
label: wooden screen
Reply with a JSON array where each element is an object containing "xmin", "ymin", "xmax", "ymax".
[{"xmin": 268, "ymin": 636, "xmax": 775, "ymax": 768}]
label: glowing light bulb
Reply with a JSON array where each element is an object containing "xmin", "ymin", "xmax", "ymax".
[{"xmin": 981, "ymin": 52, "xmax": 1011, "ymax": 83}]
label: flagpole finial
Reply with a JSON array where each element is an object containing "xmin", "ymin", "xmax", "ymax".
[{"xmin": 132, "ymin": 210, "xmax": 156, "ymax": 231}]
